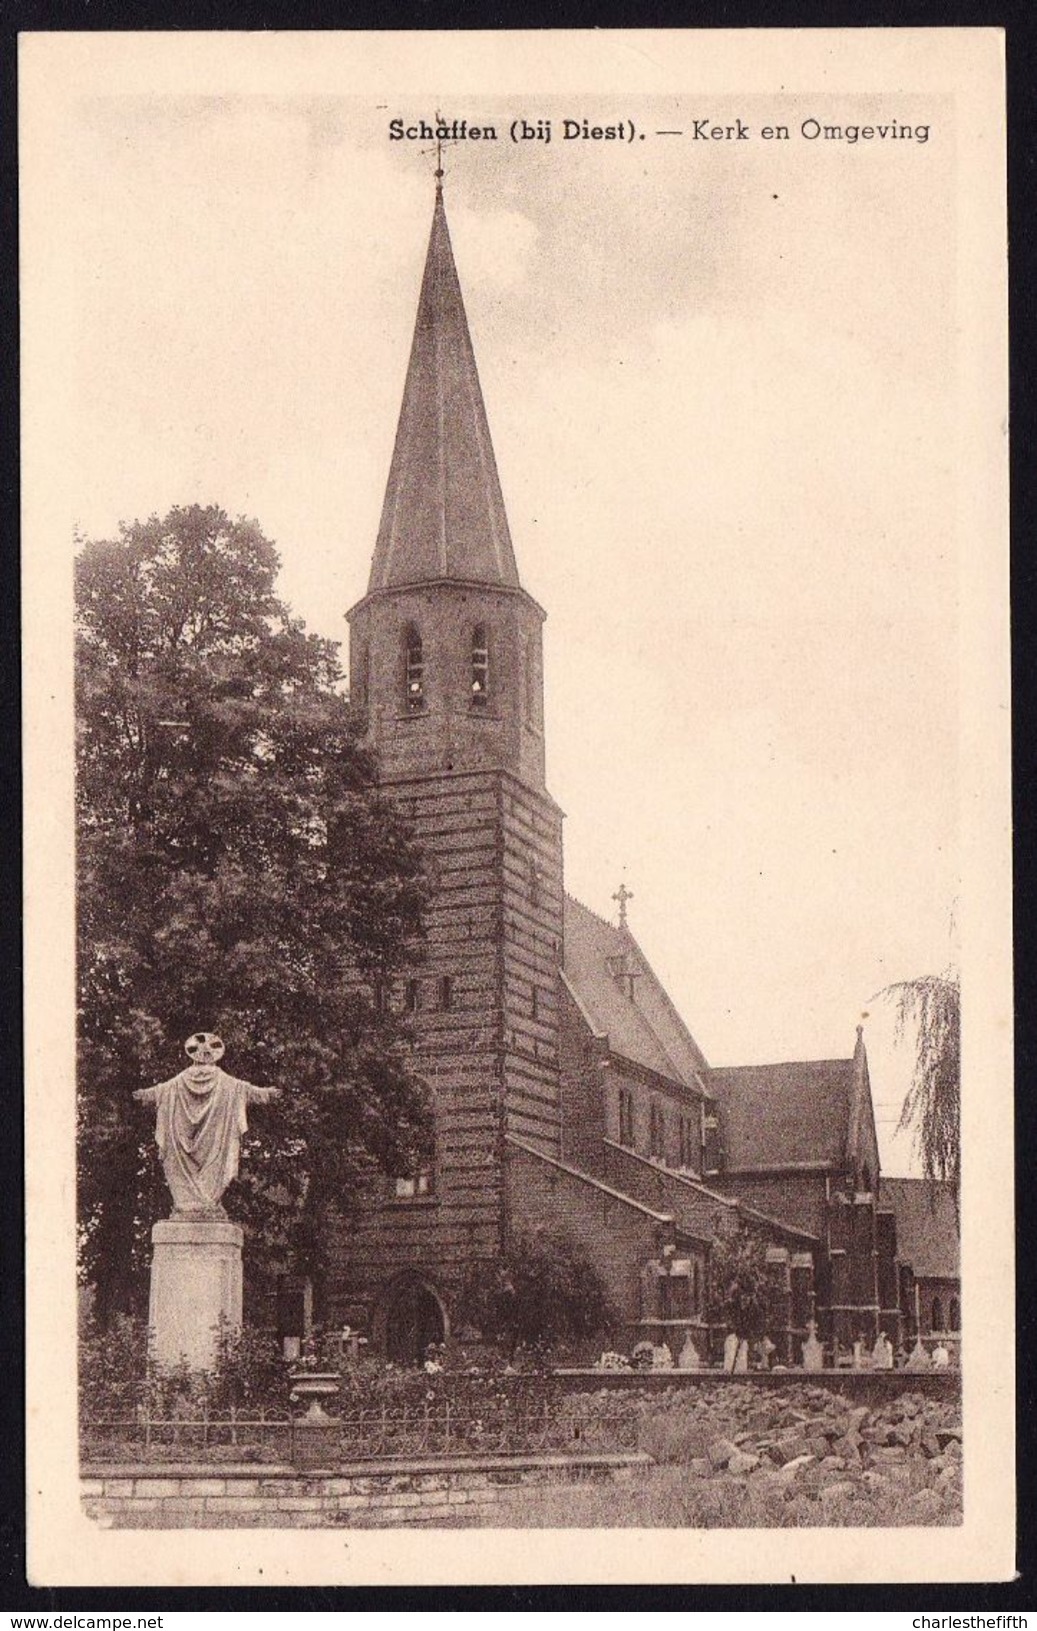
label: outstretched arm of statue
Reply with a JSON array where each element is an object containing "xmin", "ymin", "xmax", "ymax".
[
  {"xmin": 133, "ymin": 1085, "xmax": 160, "ymax": 1103},
  {"xmin": 244, "ymin": 1083, "xmax": 281, "ymax": 1104}
]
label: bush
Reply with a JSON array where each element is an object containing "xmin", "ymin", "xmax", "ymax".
[
  {"xmin": 707, "ymin": 1227, "xmax": 773, "ymax": 1343},
  {"xmin": 456, "ymin": 1233, "xmax": 616, "ymax": 1361},
  {"xmin": 78, "ymin": 1314, "xmax": 291, "ymax": 1421}
]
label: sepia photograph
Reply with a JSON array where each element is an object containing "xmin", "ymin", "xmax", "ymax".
[{"xmin": 21, "ymin": 29, "xmax": 1011, "ymax": 1586}]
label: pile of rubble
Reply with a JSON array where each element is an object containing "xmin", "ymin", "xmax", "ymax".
[{"xmin": 635, "ymin": 1383, "xmax": 963, "ymax": 1520}]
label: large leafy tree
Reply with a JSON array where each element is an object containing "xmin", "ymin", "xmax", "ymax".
[
  {"xmin": 76, "ymin": 504, "xmax": 431, "ymax": 1320},
  {"xmin": 877, "ymin": 972, "xmax": 960, "ymax": 1194}
]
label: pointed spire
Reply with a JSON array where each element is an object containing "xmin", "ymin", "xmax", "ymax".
[{"xmin": 368, "ymin": 185, "xmax": 520, "ymax": 593}]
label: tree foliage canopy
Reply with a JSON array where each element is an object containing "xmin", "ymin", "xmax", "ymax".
[
  {"xmin": 878, "ymin": 972, "xmax": 960, "ymax": 1194},
  {"xmin": 76, "ymin": 504, "xmax": 431, "ymax": 1317},
  {"xmin": 707, "ymin": 1227, "xmax": 772, "ymax": 1341},
  {"xmin": 456, "ymin": 1233, "xmax": 615, "ymax": 1357}
]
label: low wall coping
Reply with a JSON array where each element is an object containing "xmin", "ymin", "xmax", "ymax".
[
  {"xmin": 82, "ymin": 1451, "xmax": 653, "ymax": 1482},
  {"xmin": 553, "ymin": 1368, "xmax": 960, "ymax": 1393}
]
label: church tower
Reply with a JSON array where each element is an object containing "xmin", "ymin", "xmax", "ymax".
[{"xmin": 341, "ymin": 181, "xmax": 565, "ymax": 1358}]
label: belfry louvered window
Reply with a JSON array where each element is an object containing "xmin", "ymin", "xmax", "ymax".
[
  {"xmin": 404, "ymin": 625, "xmax": 425, "ymax": 711},
  {"xmin": 471, "ymin": 624, "xmax": 489, "ymax": 706}
]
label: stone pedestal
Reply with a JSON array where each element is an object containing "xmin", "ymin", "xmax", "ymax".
[{"xmin": 148, "ymin": 1215, "xmax": 243, "ymax": 1371}]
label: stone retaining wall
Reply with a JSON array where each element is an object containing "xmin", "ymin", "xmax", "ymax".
[
  {"xmin": 553, "ymin": 1369, "xmax": 960, "ymax": 1401},
  {"xmin": 81, "ymin": 1452, "xmax": 651, "ymax": 1528}
]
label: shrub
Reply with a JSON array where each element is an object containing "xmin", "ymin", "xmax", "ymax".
[
  {"xmin": 707, "ymin": 1227, "xmax": 773, "ymax": 1343},
  {"xmin": 78, "ymin": 1314, "xmax": 291, "ymax": 1421},
  {"xmin": 456, "ymin": 1232, "xmax": 616, "ymax": 1361}
]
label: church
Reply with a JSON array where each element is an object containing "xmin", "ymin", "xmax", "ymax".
[{"xmin": 321, "ymin": 178, "xmax": 959, "ymax": 1368}]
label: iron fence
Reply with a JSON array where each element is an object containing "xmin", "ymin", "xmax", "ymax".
[{"xmin": 80, "ymin": 1398, "xmax": 640, "ymax": 1463}]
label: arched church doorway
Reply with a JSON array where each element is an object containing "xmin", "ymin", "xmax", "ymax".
[{"xmin": 380, "ymin": 1275, "xmax": 447, "ymax": 1364}]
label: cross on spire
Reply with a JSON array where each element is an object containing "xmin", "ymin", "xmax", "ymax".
[
  {"xmin": 612, "ymin": 880, "xmax": 634, "ymax": 928},
  {"xmin": 420, "ymin": 111, "xmax": 454, "ymax": 193}
]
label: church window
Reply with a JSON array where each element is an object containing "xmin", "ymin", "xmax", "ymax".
[
  {"xmin": 702, "ymin": 1110, "xmax": 720, "ymax": 1173},
  {"xmin": 949, "ymin": 1297, "xmax": 960, "ymax": 1331},
  {"xmin": 404, "ymin": 625, "xmax": 425, "ymax": 711},
  {"xmin": 679, "ymin": 1115, "xmax": 695, "ymax": 1170},
  {"xmin": 649, "ymin": 1101, "xmax": 666, "ymax": 1161},
  {"xmin": 405, "ymin": 978, "xmax": 419, "ymax": 1013},
  {"xmin": 439, "ymin": 974, "xmax": 453, "ymax": 1010},
  {"xmin": 692, "ymin": 1260, "xmax": 701, "ymax": 1313},
  {"xmin": 931, "ymin": 1297, "xmax": 943, "ymax": 1333},
  {"xmin": 471, "ymin": 624, "xmax": 489, "ymax": 707},
  {"xmin": 393, "ymin": 1163, "xmax": 434, "ymax": 1200},
  {"xmin": 619, "ymin": 1086, "xmax": 635, "ymax": 1148},
  {"xmin": 529, "ymin": 857, "xmax": 542, "ymax": 906}
]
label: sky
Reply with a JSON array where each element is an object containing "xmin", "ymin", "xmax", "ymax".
[{"xmin": 64, "ymin": 87, "xmax": 961, "ymax": 1175}]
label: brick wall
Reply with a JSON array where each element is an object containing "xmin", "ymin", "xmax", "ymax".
[
  {"xmin": 601, "ymin": 1140, "xmax": 727, "ymax": 1242},
  {"xmin": 717, "ymin": 1170, "xmax": 829, "ymax": 1239},
  {"xmin": 558, "ymin": 979, "xmax": 606, "ymax": 1176},
  {"xmin": 504, "ymin": 1140, "xmax": 668, "ymax": 1327}
]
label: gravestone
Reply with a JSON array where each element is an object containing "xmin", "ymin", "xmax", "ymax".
[
  {"xmin": 678, "ymin": 1332, "xmax": 703, "ymax": 1370},
  {"xmin": 801, "ymin": 1318, "xmax": 824, "ymax": 1371},
  {"xmin": 905, "ymin": 1337, "xmax": 931, "ymax": 1371},
  {"xmin": 134, "ymin": 1031, "xmax": 280, "ymax": 1370},
  {"xmin": 723, "ymin": 1331, "xmax": 739, "ymax": 1373}
]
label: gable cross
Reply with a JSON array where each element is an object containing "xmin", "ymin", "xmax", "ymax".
[{"xmin": 612, "ymin": 880, "xmax": 634, "ymax": 929}]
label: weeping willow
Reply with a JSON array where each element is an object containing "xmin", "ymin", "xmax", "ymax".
[{"xmin": 877, "ymin": 974, "xmax": 960, "ymax": 1195}]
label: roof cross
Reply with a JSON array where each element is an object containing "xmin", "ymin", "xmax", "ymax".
[
  {"xmin": 612, "ymin": 880, "xmax": 634, "ymax": 928},
  {"xmin": 420, "ymin": 111, "xmax": 455, "ymax": 192}
]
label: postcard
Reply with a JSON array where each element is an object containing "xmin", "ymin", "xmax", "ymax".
[{"xmin": 21, "ymin": 27, "xmax": 1010, "ymax": 1586}]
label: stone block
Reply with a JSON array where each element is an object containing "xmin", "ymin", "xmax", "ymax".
[
  {"xmin": 727, "ymin": 1451, "xmax": 761, "ymax": 1475},
  {"xmin": 81, "ymin": 1480, "xmax": 104, "ymax": 1496},
  {"xmin": 707, "ymin": 1437, "xmax": 738, "ymax": 1469},
  {"xmin": 276, "ymin": 1497, "xmax": 324, "ymax": 1511},
  {"xmin": 781, "ymin": 1454, "xmax": 816, "ymax": 1475},
  {"xmin": 204, "ymin": 1496, "xmax": 265, "ymax": 1512},
  {"xmin": 134, "ymin": 1479, "xmax": 181, "ymax": 1498},
  {"xmin": 149, "ymin": 1216, "xmax": 243, "ymax": 1371},
  {"xmin": 180, "ymin": 1479, "xmax": 227, "ymax": 1496},
  {"xmin": 103, "ymin": 1480, "xmax": 135, "ymax": 1496},
  {"xmin": 911, "ymin": 1488, "xmax": 946, "ymax": 1518}
]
